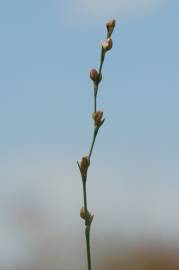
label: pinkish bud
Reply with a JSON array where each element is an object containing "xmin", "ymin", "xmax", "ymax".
[
  {"xmin": 90, "ymin": 69, "xmax": 98, "ymax": 82},
  {"xmin": 106, "ymin": 19, "xmax": 116, "ymax": 37},
  {"xmin": 101, "ymin": 38, "xmax": 113, "ymax": 52},
  {"xmin": 90, "ymin": 69, "xmax": 102, "ymax": 85}
]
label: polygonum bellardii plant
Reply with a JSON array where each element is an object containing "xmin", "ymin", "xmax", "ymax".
[{"xmin": 77, "ymin": 19, "xmax": 116, "ymax": 270}]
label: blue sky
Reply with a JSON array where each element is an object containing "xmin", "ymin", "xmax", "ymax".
[
  {"xmin": 0, "ymin": 0, "xmax": 179, "ymax": 268},
  {"xmin": 0, "ymin": 0, "xmax": 178, "ymax": 157}
]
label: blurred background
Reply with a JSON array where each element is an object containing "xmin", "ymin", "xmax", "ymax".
[{"xmin": 0, "ymin": 0, "xmax": 179, "ymax": 269}]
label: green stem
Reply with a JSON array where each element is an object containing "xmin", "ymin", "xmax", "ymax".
[
  {"xmin": 82, "ymin": 181, "xmax": 92, "ymax": 270},
  {"xmin": 93, "ymin": 50, "xmax": 105, "ymax": 114},
  {"xmin": 99, "ymin": 49, "xmax": 105, "ymax": 76},
  {"xmin": 85, "ymin": 225, "xmax": 91, "ymax": 270},
  {"xmin": 89, "ymin": 128, "xmax": 98, "ymax": 159},
  {"xmin": 82, "ymin": 181, "xmax": 88, "ymax": 225},
  {"xmin": 79, "ymin": 30, "xmax": 109, "ymax": 270},
  {"xmin": 94, "ymin": 91, "xmax": 97, "ymax": 113}
]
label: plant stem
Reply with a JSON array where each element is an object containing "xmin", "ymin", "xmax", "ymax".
[
  {"xmin": 94, "ymin": 91, "xmax": 97, "ymax": 113},
  {"xmin": 78, "ymin": 23, "xmax": 114, "ymax": 270},
  {"xmin": 82, "ymin": 181, "xmax": 92, "ymax": 270},
  {"xmin": 89, "ymin": 128, "xmax": 98, "ymax": 159},
  {"xmin": 99, "ymin": 49, "xmax": 105, "ymax": 76},
  {"xmin": 82, "ymin": 181, "xmax": 88, "ymax": 225},
  {"xmin": 85, "ymin": 225, "xmax": 91, "ymax": 270},
  {"xmin": 80, "ymin": 48, "xmax": 105, "ymax": 270},
  {"xmin": 93, "ymin": 50, "xmax": 105, "ymax": 114}
]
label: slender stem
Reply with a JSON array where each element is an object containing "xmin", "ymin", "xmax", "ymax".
[
  {"xmin": 98, "ymin": 59, "xmax": 103, "ymax": 76},
  {"xmin": 98, "ymin": 49, "xmax": 105, "ymax": 76},
  {"xmin": 82, "ymin": 181, "xmax": 88, "ymax": 225},
  {"xmin": 85, "ymin": 226, "xmax": 91, "ymax": 270},
  {"xmin": 81, "ymin": 47, "xmax": 105, "ymax": 270},
  {"xmin": 78, "ymin": 25, "xmax": 113, "ymax": 270},
  {"xmin": 94, "ymin": 92, "xmax": 97, "ymax": 113},
  {"xmin": 82, "ymin": 181, "xmax": 92, "ymax": 270},
  {"xmin": 92, "ymin": 50, "xmax": 105, "ymax": 114},
  {"xmin": 89, "ymin": 128, "xmax": 98, "ymax": 159}
]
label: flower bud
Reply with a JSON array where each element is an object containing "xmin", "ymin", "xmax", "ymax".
[
  {"xmin": 106, "ymin": 19, "xmax": 116, "ymax": 37},
  {"xmin": 80, "ymin": 207, "xmax": 94, "ymax": 226},
  {"xmin": 80, "ymin": 207, "xmax": 86, "ymax": 220},
  {"xmin": 92, "ymin": 111, "xmax": 103, "ymax": 127},
  {"xmin": 80, "ymin": 156, "xmax": 90, "ymax": 177},
  {"xmin": 101, "ymin": 38, "xmax": 113, "ymax": 52},
  {"xmin": 90, "ymin": 69, "xmax": 102, "ymax": 85}
]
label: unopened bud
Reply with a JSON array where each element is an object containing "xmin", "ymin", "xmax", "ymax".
[
  {"xmin": 90, "ymin": 69, "xmax": 102, "ymax": 85},
  {"xmin": 80, "ymin": 207, "xmax": 86, "ymax": 220},
  {"xmin": 92, "ymin": 111, "xmax": 103, "ymax": 127},
  {"xmin": 106, "ymin": 19, "xmax": 116, "ymax": 37},
  {"xmin": 102, "ymin": 38, "xmax": 113, "ymax": 52},
  {"xmin": 80, "ymin": 156, "xmax": 90, "ymax": 177},
  {"xmin": 80, "ymin": 207, "xmax": 94, "ymax": 226}
]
